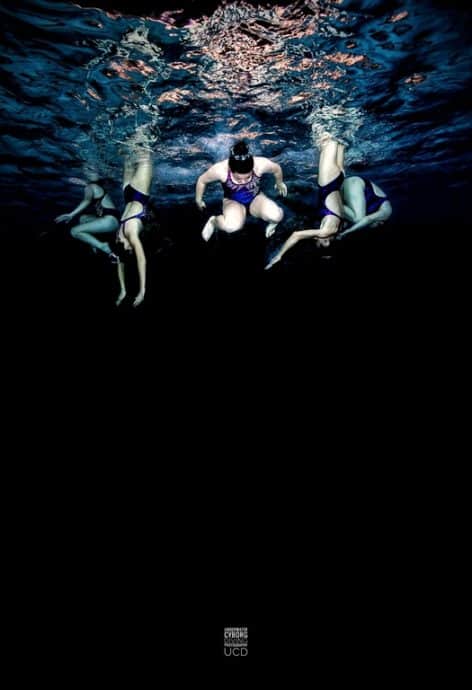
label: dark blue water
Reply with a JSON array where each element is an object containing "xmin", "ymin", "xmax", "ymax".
[
  {"xmin": 1, "ymin": 0, "xmax": 470, "ymax": 217},
  {"xmin": 1, "ymin": 5, "xmax": 462, "ymax": 669},
  {"xmin": 0, "ymin": 0, "xmax": 470, "ymax": 342}
]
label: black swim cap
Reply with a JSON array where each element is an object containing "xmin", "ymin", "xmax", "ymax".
[{"xmin": 229, "ymin": 140, "xmax": 254, "ymax": 174}]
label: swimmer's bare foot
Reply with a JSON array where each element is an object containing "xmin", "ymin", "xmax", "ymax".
[
  {"xmin": 265, "ymin": 222, "xmax": 278, "ymax": 239},
  {"xmin": 202, "ymin": 216, "xmax": 216, "ymax": 242},
  {"xmin": 318, "ymin": 132, "xmax": 333, "ymax": 147}
]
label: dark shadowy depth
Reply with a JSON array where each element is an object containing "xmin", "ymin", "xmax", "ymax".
[{"xmin": 0, "ymin": 0, "xmax": 469, "ymax": 673}]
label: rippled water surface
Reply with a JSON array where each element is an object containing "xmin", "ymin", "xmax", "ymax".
[{"xmin": 1, "ymin": 0, "xmax": 471, "ymax": 226}]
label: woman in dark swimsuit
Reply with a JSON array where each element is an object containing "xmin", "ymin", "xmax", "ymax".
[
  {"xmin": 115, "ymin": 147, "xmax": 153, "ymax": 308},
  {"xmin": 265, "ymin": 134, "xmax": 345, "ymax": 269},
  {"xmin": 337, "ymin": 176, "xmax": 392, "ymax": 238},
  {"xmin": 195, "ymin": 140, "xmax": 287, "ymax": 242},
  {"xmin": 55, "ymin": 167, "xmax": 120, "ymax": 260}
]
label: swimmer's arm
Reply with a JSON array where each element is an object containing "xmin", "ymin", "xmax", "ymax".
[
  {"xmin": 338, "ymin": 215, "xmax": 375, "ymax": 237},
  {"xmin": 55, "ymin": 185, "xmax": 94, "ymax": 223},
  {"xmin": 256, "ymin": 157, "xmax": 287, "ymax": 196},
  {"xmin": 301, "ymin": 226, "xmax": 335, "ymax": 238},
  {"xmin": 257, "ymin": 157, "xmax": 284, "ymax": 183},
  {"xmin": 69, "ymin": 185, "xmax": 95, "ymax": 218},
  {"xmin": 116, "ymin": 263, "xmax": 126, "ymax": 306},
  {"xmin": 195, "ymin": 162, "xmax": 225, "ymax": 209},
  {"xmin": 338, "ymin": 204, "xmax": 391, "ymax": 238},
  {"xmin": 130, "ymin": 234, "xmax": 146, "ymax": 307}
]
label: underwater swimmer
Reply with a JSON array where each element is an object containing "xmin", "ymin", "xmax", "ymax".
[
  {"xmin": 337, "ymin": 176, "xmax": 392, "ymax": 238},
  {"xmin": 55, "ymin": 167, "xmax": 120, "ymax": 261},
  {"xmin": 114, "ymin": 145, "xmax": 153, "ymax": 308},
  {"xmin": 265, "ymin": 133, "xmax": 344, "ymax": 269},
  {"xmin": 195, "ymin": 139, "xmax": 287, "ymax": 242}
]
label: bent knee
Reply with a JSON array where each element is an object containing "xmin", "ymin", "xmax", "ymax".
[
  {"xmin": 265, "ymin": 206, "xmax": 283, "ymax": 223},
  {"xmin": 104, "ymin": 217, "xmax": 119, "ymax": 231},
  {"xmin": 274, "ymin": 206, "xmax": 284, "ymax": 223},
  {"xmin": 70, "ymin": 227, "xmax": 83, "ymax": 239},
  {"xmin": 224, "ymin": 220, "xmax": 244, "ymax": 233}
]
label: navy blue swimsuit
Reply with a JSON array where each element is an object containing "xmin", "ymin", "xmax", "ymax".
[
  {"xmin": 318, "ymin": 171, "xmax": 344, "ymax": 221},
  {"xmin": 119, "ymin": 184, "xmax": 150, "ymax": 231},
  {"xmin": 361, "ymin": 177, "xmax": 389, "ymax": 214},
  {"xmin": 123, "ymin": 184, "xmax": 150, "ymax": 208},
  {"xmin": 94, "ymin": 188, "xmax": 120, "ymax": 220},
  {"xmin": 221, "ymin": 170, "xmax": 261, "ymax": 208}
]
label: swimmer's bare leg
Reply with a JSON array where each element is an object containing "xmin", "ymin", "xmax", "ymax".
[
  {"xmin": 202, "ymin": 200, "xmax": 246, "ymax": 240},
  {"xmin": 249, "ymin": 193, "xmax": 284, "ymax": 238}
]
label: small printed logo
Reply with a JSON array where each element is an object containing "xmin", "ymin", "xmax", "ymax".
[{"xmin": 224, "ymin": 627, "xmax": 248, "ymax": 657}]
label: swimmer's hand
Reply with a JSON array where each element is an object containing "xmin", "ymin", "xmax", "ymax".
[
  {"xmin": 116, "ymin": 290, "xmax": 126, "ymax": 307},
  {"xmin": 195, "ymin": 198, "xmax": 206, "ymax": 211},
  {"xmin": 275, "ymin": 182, "xmax": 287, "ymax": 197},
  {"xmin": 133, "ymin": 291, "xmax": 145, "ymax": 308},
  {"xmin": 55, "ymin": 213, "xmax": 73, "ymax": 224}
]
